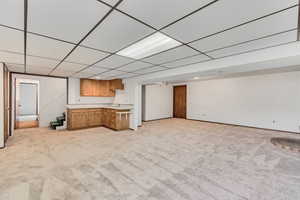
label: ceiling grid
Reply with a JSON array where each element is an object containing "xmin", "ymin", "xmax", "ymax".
[
  {"xmin": 24, "ymin": 0, "xmax": 28, "ymax": 72},
  {"xmin": 0, "ymin": 0, "xmax": 298, "ymax": 79}
]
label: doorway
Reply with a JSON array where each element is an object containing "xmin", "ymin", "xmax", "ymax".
[
  {"xmin": 15, "ymin": 79, "xmax": 39, "ymax": 129},
  {"xmin": 141, "ymin": 85, "xmax": 146, "ymax": 122},
  {"xmin": 173, "ymin": 85, "xmax": 187, "ymax": 119}
]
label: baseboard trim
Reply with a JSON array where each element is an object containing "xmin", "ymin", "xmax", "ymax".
[
  {"xmin": 143, "ymin": 117, "xmax": 172, "ymax": 122},
  {"xmin": 15, "ymin": 120, "xmax": 39, "ymax": 129},
  {"xmin": 187, "ymin": 118, "xmax": 300, "ymax": 135}
]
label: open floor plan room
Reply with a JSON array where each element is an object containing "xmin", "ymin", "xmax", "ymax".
[
  {"xmin": 1, "ymin": 0, "xmax": 300, "ymax": 199},
  {"xmin": 1, "ymin": 119, "xmax": 300, "ymax": 199}
]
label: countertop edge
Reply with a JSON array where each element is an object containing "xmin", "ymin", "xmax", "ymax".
[{"xmin": 65, "ymin": 104, "xmax": 133, "ymax": 110}]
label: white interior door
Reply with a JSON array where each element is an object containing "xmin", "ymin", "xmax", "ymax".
[{"xmin": 19, "ymin": 83, "xmax": 38, "ymax": 116}]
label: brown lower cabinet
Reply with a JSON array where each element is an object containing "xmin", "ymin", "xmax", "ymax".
[{"xmin": 67, "ymin": 108, "xmax": 130, "ymax": 131}]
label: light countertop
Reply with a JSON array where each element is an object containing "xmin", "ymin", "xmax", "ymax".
[{"xmin": 66, "ymin": 104, "xmax": 133, "ymax": 110}]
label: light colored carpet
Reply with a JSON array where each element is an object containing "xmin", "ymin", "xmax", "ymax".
[{"xmin": 0, "ymin": 119, "xmax": 299, "ymax": 200}]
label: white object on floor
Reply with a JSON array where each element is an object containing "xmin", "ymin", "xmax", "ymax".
[{"xmin": 55, "ymin": 120, "xmax": 66, "ymax": 130}]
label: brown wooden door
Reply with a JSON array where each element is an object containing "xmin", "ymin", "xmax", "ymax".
[{"xmin": 173, "ymin": 85, "xmax": 187, "ymax": 119}]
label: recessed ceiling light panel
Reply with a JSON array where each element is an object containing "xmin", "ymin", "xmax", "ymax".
[{"xmin": 117, "ymin": 32, "xmax": 182, "ymax": 59}]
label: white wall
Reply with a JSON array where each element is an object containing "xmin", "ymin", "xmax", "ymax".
[
  {"xmin": 0, "ymin": 64, "xmax": 4, "ymax": 148},
  {"xmin": 12, "ymin": 74, "xmax": 67, "ymax": 128},
  {"xmin": 114, "ymin": 88, "xmax": 130, "ymax": 105},
  {"xmin": 126, "ymin": 43, "xmax": 300, "ymax": 131},
  {"xmin": 119, "ymin": 79, "xmax": 139, "ymax": 130},
  {"xmin": 143, "ymin": 84, "xmax": 173, "ymax": 121},
  {"xmin": 68, "ymin": 78, "xmax": 114, "ymax": 104},
  {"xmin": 136, "ymin": 84, "xmax": 142, "ymax": 126},
  {"xmin": 187, "ymin": 71, "xmax": 300, "ymax": 133}
]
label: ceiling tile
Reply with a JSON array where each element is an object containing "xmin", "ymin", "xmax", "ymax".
[
  {"xmin": 51, "ymin": 69, "xmax": 73, "ymax": 77},
  {"xmin": 207, "ymin": 30, "xmax": 297, "ymax": 58},
  {"xmin": 55, "ymin": 62, "xmax": 87, "ymax": 72},
  {"xmin": 0, "ymin": 51, "xmax": 24, "ymax": 64},
  {"xmin": 26, "ymin": 66, "xmax": 53, "ymax": 75},
  {"xmin": 164, "ymin": 54, "xmax": 211, "ymax": 68},
  {"xmin": 83, "ymin": 11, "xmax": 154, "ymax": 52},
  {"xmin": 92, "ymin": 72, "xmax": 136, "ymax": 80},
  {"xmin": 118, "ymin": 61, "xmax": 154, "ymax": 72},
  {"xmin": 134, "ymin": 66, "xmax": 166, "ymax": 74},
  {"xmin": 101, "ymin": 0, "xmax": 119, "ymax": 6},
  {"xmin": 27, "ymin": 33, "xmax": 75, "ymax": 60},
  {"xmin": 143, "ymin": 46, "xmax": 200, "ymax": 64},
  {"xmin": 72, "ymin": 72, "xmax": 95, "ymax": 79},
  {"xmin": 190, "ymin": 7, "xmax": 298, "ymax": 52},
  {"xmin": 6, "ymin": 63, "xmax": 24, "ymax": 72},
  {"xmin": 0, "ymin": 0, "xmax": 23, "ymax": 28},
  {"xmin": 95, "ymin": 55, "xmax": 134, "ymax": 69},
  {"xmin": 163, "ymin": 0, "xmax": 298, "ymax": 42},
  {"xmin": 80, "ymin": 66, "xmax": 109, "ymax": 75},
  {"xmin": 114, "ymin": 73, "xmax": 137, "ymax": 79},
  {"xmin": 26, "ymin": 56, "xmax": 60, "ymax": 69},
  {"xmin": 66, "ymin": 46, "xmax": 110, "ymax": 65},
  {"xmin": 118, "ymin": 0, "xmax": 214, "ymax": 29},
  {"xmin": 0, "ymin": 27, "xmax": 23, "ymax": 53},
  {"xmin": 28, "ymin": 0, "xmax": 110, "ymax": 43},
  {"xmin": 101, "ymin": 70, "xmax": 125, "ymax": 77}
]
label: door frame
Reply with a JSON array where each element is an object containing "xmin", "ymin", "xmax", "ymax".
[
  {"xmin": 3, "ymin": 64, "xmax": 9, "ymax": 144},
  {"xmin": 9, "ymin": 73, "xmax": 68, "ymax": 137},
  {"xmin": 14, "ymin": 79, "xmax": 40, "ymax": 130},
  {"xmin": 173, "ymin": 85, "xmax": 187, "ymax": 119}
]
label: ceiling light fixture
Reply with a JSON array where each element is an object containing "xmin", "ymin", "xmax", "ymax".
[
  {"xmin": 193, "ymin": 77, "xmax": 200, "ymax": 80},
  {"xmin": 117, "ymin": 32, "xmax": 182, "ymax": 59}
]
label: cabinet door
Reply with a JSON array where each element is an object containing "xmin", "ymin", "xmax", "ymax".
[
  {"xmin": 108, "ymin": 110, "xmax": 112, "ymax": 127},
  {"xmin": 80, "ymin": 79, "xmax": 93, "ymax": 96},
  {"xmin": 110, "ymin": 79, "xmax": 124, "ymax": 90},
  {"xmin": 88, "ymin": 110, "xmax": 103, "ymax": 127},
  {"xmin": 102, "ymin": 108, "xmax": 107, "ymax": 126},
  {"xmin": 69, "ymin": 111, "xmax": 88, "ymax": 129},
  {"xmin": 103, "ymin": 81, "xmax": 114, "ymax": 97},
  {"xmin": 94, "ymin": 80, "xmax": 101, "ymax": 96},
  {"xmin": 91, "ymin": 80, "xmax": 98, "ymax": 96},
  {"xmin": 109, "ymin": 111, "xmax": 117, "ymax": 129},
  {"xmin": 115, "ymin": 111, "xmax": 130, "ymax": 130},
  {"xmin": 102, "ymin": 109, "xmax": 114, "ymax": 128}
]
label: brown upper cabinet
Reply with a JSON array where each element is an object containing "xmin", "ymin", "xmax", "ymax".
[
  {"xmin": 80, "ymin": 79, "xmax": 124, "ymax": 97},
  {"xmin": 110, "ymin": 79, "xmax": 124, "ymax": 91}
]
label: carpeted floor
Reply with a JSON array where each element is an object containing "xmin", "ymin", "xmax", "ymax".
[{"xmin": 0, "ymin": 119, "xmax": 299, "ymax": 200}]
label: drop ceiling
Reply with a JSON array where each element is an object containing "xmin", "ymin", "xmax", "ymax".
[{"xmin": 0, "ymin": 0, "xmax": 298, "ymax": 80}]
